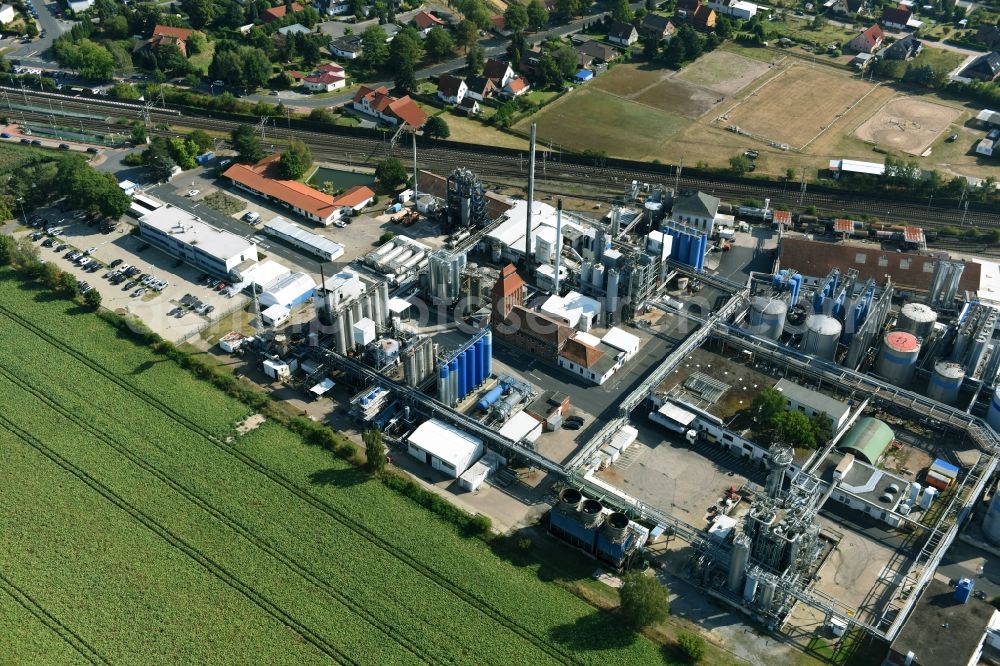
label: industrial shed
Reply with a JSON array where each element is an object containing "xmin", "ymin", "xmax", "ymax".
[
  {"xmin": 260, "ymin": 272, "xmax": 317, "ymax": 308},
  {"xmin": 837, "ymin": 417, "xmax": 893, "ymax": 465},
  {"xmin": 406, "ymin": 419, "xmax": 484, "ymax": 478}
]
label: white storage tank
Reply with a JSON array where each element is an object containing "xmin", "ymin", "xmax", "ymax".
[
  {"xmin": 920, "ymin": 486, "xmax": 937, "ymax": 510},
  {"xmin": 927, "ymin": 361, "xmax": 965, "ymax": 405},
  {"xmin": 988, "ymin": 386, "xmax": 1000, "ymax": 431},
  {"xmin": 898, "ymin": 302, "xmax": 937, "ymax": 339},
  {"xmin": 802, "ymin": 314, "xmax": 842, "ymax": 360},
  {"xmin": 876, "ymin": 331, "xmax": 921, "ymax": 386},
  {"xmin": 982, "ymin": 482, "xmax": 1000, "ymax": 546},
  {"xmin": 748, "ymin": 297, "xmax": 788, "ymax": 341}
]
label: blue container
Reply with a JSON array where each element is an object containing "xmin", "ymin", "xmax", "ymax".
[
  {"xmin": 456, "ymin": 353, "xmax": 466, "ymax": 400},
  {"xmin": 678, "ymin": 234, "xmax": 691, "ymax": 267},
  {"xmin": 477, "ymin": 385, "xmax": 504, "ymax": 411},
  {"xmin": 465, "ymin": 348, "xmax": 475, "ymax": 396},
  {"xmin": 476, "ymin": 338, "xmax": 485, "ymax": 386},
  {"xmin": 956, "ymin": 578, "xmax": 974, "ymax": 604},
  {"xmin": 668, "ymin": 229, "xmax": 680, "ymax": 259},
  {"xmin": 485, "ymin": 330, "xmax": 493, "ymax": 379}
]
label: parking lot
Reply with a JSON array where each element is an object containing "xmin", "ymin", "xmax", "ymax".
[{"xmin": 19, "ymin": 210, "xmax": 248, "ymax": 342}]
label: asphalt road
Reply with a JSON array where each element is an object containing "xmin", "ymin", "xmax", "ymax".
[{"xmin": 6, "ymin": 0, "xmax": 74, "ymax": 68}]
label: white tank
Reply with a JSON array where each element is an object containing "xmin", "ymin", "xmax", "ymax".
[
  {"xmin": 988, "ymin": 386, "xmax": 1000, "ymax": 431},
  {"xmin": 876, "ymin": 331, "xmax": 920, "ymax": 386},
  {"xmin": 920, "ymin": 486, "xmax": 937, "ymax": 510},
  {"xmin": 727, "ymin": 533, "xmax": 750, "ymax": 594},
  {"xmin": 802, "ymin": 314, "xmax": 842, "ymax": 360},
  {"xmin": 748, "ymin": 297, "xmax": 788, "ymax": 341},
  {"xmin": 592, "ymin": 265, "xmax": 604, "ymax": 288},
  {"xmin": 898, "ymin": 302, "xmax": 937, "ymax": 339},
  {"xmin": 743, "ymin": 570, "xmax": 758, "ymax": 602},
  {"xmin": 982, "ymin": 482, "xmax": 1000, "ymax": 546},
  {"xmin": 927, "ymin": 361, "xmax": 965, "ymax": 405},
  {"xmin": 909, "ymin": 481, "xmax": 921, "ymax": 505}
]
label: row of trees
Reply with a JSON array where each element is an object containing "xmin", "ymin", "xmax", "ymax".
[
  {"xmin": 751, "ymin": 388, "xmax": 832, "ymax": 450},
  {"xmin": 0, "ymin": 235, "xmax": 100, "ymax": 308}
]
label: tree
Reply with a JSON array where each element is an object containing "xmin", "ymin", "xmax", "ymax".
[
  {"xmin": 83, "ymin": 289, "xmax": 103, "ymax": 309},
  {"xmin": 182, "ymin": 0, "xmax": 218, "ymax": 28},
  {"xmin": 375, "ymin": 157, "xmax": 408, "ymax": 189},
  {"xmin": 25, "ymin": 21, "xmax": 39, "ymax": 38},
  {"xmin": 75, "ymin": 40, "xmax": 116, "ymax": 81},
  {"xmin": 466, "ymin": 44, "xmax": 485, "ymax": 73},
  {"xmin": 785, "ymin": 167, "xmax": 796, "ymax": 181},
  {"xmin": 504, "ymin": 1, "xmax": 529, "ymax": 33},
  {"xmin": 662, "ymin": 34, "xmax": 687, "ymax": 67},
  {"xmin": 130, "ymin": 124, "xmax": 148, "ymax": 146},
  {"xmin": 425, "ymin": 115, "xmax": 450, "ymax": 139},
  {"xmin": 0, "ymin": 235, "xmax": 14, "ymax": 266},
  {"xmin": 619, "ymin": 572, "xmax": 669, "ymax": 629},
  {"xmin": 456, "ymin": 19, "xmax": 479, "ymax": 51},
  {"xmin": 810, "ymin": 412, "xmax": 832, "ymax": 447},
  {"xmin": 209, "ymin": 48, "xmax": 244, "ymax": 86},
  {"xmin": 189, "ymin": 129, "xmax": 214, "ymax": 153},
  {"xmin": 378, "ymin": 231, "xmax": 396, "ymax": 244},
  {"xmin": 774, "ymin": 410, "xmax": 817, "ymax": 449},
  {"xmin": 41, "ymin": 262, "xmax": 62, "ymax": 290},
  {"xmin": 390, "ymin": 27, "xmax": 424, "ymax": 71},
  {"xmin": 395, "ymin": 60, "xmax": 416, "ymax": 93},
  {"xmin": 363, "ymin": 429, "xmax": 386, "ymax": 474},
  {"xmin": 642, "ymin": 34, "xmax": 660, "ymax": 59},
  {"xmin": 242, "ymin": 47, "xmax": 273, "ymax": 89},
  {"xmin": 610, "ymin": 0, "xmax": 633, "ymax": 23},
  {"xmin": 676, "ymin": 632, "xmax": 706, "ymax": 664},
  {"xmin": 308, "ymin": 108, "xmax": 337, "ymax": 124},
  {"xmin": 57, "ymin": 271, "xmax": 79, "ymax": 298},
  {"xmin": 426, "ymin": 27, "xmax": 455, "ymax": 60},
  {"xmin": 729, "ymin": 154, "xmax": 752, "ymax": 175},
  {"xmin": 110, "ymin": 82, "xmax": 140, "ymax": 100},
  {"xmin": 507, "ymin": 31, "xmax": 527, "ymax": 66},
  {"xmin": 361, "ymin": 25, "xmax": 390, "ymax": 68},
  {"xmin": 527, "ymin": 0, "xmax": 549, "ymax": 29},
  {"xmin": 279, "ymin": 139, "xmax": 313, "ymax": 179},
  {"xmin": 556, "ymin": 0, "xmax": 586, "ymax": 18},
  {"xmin": 751, "ymin": 387, "xmax": 785, "ymax": 433},
  {"xmin": 231, "ymin": 124, "xmax": 264, "ymax": 163}
]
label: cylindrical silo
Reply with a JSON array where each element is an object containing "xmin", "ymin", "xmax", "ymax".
[
  {"xmin": 438, "ymin": 364, "xmax": 449, "ymax": 405},
  {"xmin": 464, "ymin": 347, "xmax": 475, "ymax": 396},
  {"xmin": 876, "ymin": 331, "xmax": 921, "ymax": 386},
  {"xmin": 898, "ymin": 302, "xmax": 937, "ymax": 339},
  {"xmin": 448, "ymin": 358, "xmax": 458, "ymax": 406},
  {"xmin": 927, "ymin": 361, "xmax": 965, "ymax": 405},
  {"xmin": 988, "ymin": 386, "xmax": 1000, "ymax": 431},
  {"xmin": 748, "ymin": 297, "xmax": 787, "ymax": 341},
  {"xmin": 982, "ymin": 482, "xmax": 1000, "ymax": 546},
  {"xmin": 476, "ymin": 338, "xmax": 486, "ymax": 386},
  {"xmin": 802, "ymin": 314, "xmax": 842, "ymax": 360},
  {"xmin": 678, "ymin": 233, "xmax": 692, "ymax": 267},
  {"xmin": 727, "ymin": 533, "xmax": 750, "ymax": 594},
  {"xmin": 485, "ymin": 329, "xmax": 493, "ymax": 378},
  {"xmin": 457, "ymin": 351, "xmax": 467, "ymax": 401}
]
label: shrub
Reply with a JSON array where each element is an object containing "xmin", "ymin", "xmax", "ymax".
[
  {"xmin": 619, "ymin": 572, "xmax": 669, "ymax": 629},
  {"xmin": 677, "ymin": 632, "xmax": 706, "ymax": 663}
]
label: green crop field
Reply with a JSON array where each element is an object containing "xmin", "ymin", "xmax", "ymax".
[{"xmin": 0, "ymin": 270, "xmax": 669, "ymax": 665}]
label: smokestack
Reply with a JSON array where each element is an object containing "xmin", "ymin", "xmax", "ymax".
[
  {"xmin": 555, "ymin": 199, "xmax": 563, "ymax": 296},
  {"xmin": 412, "ymin": 131, "xmax": 419, "ymax": 204},
  {"xmin": 526, "ymin": 122, "xmax": 536, "ymax": 271}
]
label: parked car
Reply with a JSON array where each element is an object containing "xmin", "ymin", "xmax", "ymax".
[
  {"xmin": 203, "ymin": 305, "xmax": 215, "ymax": 314},
  {"xmin": 109, "ymin": 258, "xmax": 123, "ymax": 267},
  {"xmin": 186, "ymin": 189, "xmax": 200, "ymax": 197},
  {"xmin": 0, "ymin": 133, "xmax": 10, "ymax": 139},
  {"xmin": 58, "ymin": 143, "xmax": 70, "ymax": 150},
  {"xmin": 30, "ymin": 140, "xmax": 41, "ymax": 146},
  {"xmin": 84, "ymin": 246, "xmax": 97, "ymax": 255},
  {"xmin": 947, "ymin": 134, "xmax": 958, "ymax": 142},
  {"xmin": 130, "ymin": 287, "xmax": 145, "ymax": 298},
  {"xmin": 243, "ymin": 211, "xmax": 260, "ymax": 223},
  {"xmin": 86, "ymin": 147, "xmax": 99, "ymax": 154},
  {"xmin": 41, "ymin": 238, "xmax": 54, "ymax": 247},
  {"xmin": 562, "ymin": 421, "xmax": 582, "ymax": 430}
]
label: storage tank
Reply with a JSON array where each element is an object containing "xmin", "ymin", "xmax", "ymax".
[
  {"xmin": 603, "ymin": 512, "xmax": 630, "ymax": 544},
  {"xmin": 988, "ymin": 386, "xmax": 1000, "ymax": 431},
  {"xmin": 743, "ymin": 570, "xmax": 759, "ymax": 602},
  {"xmin": 484, "ymin": 329, "xmax": 493, "ymax": 379},
  {"xmin": 748, "ymin": 297, "xmax": 788, "ymax": 341},
  {"xmin": 876, "ymin": 331, "xmax": 921, "ymax": 386},
  {"xmin": 558, "ymin": 488, "xmax": 583, "ymax": 514},
  {"xmin": 920, "ymin": 486, "xmax": 937, "ymax": 510},
  {"xmin": 448, "ymin": 358, "xmax": 458, "ymax": 407},
  {"xmin": 909, "ymin": 481, "xmax": 921, "ymax": 505},
  {"xmin": 477, "ymin": 384, "xmax": 504, "ymax": 411},
  {"xmin": 927, "ymin": 361, "xmax": 965, "ymax": 405},
  {"xmin": 727, "ymin": 533, "xmax": 751, "ymax": 593},
  {"xmin": 898, "ymin": 302, "xmax": 937, "ymax": 339},
  {"xmin": 982, "ymin": 483, "xmax": 1000, "ymax": 546},
  {"xmin": 438, "ymin": 364, "xmax": 450, "ymax": 406},
  {"xmin": 580, "ymin": 499, "xmax": 604, "ymax": 529},
  {"xmin": 802, "ymin": 314, "xmax": 842, "ymax": 360}
]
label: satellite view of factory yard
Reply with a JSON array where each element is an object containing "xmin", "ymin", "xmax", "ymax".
[{"xmin": 13, "ymin": 0, "xmax": 1000, "ymax": 652}]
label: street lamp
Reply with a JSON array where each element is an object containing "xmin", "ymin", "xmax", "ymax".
[{"xmin": 16, "ymin": 197, "xmax": 28, "ymax": 227}]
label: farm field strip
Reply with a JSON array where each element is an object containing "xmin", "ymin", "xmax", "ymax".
[
  {"xmin": 0, "ymin": 568, "xmax": 107, "ymax": 666},
  {"xmin": 0, "ymin": 336, "xmax": 570, "ymax": 666},
  {"xmin": 0, "ymin": 364, "xmax": 443, "ymax": 665},
  {"xmin": 0, "ymin": 408, "xmax": 358, "ymax": 666},
  {"xmin": 0, "ymin": 285, "xmax": 664, "ymax": 664}
]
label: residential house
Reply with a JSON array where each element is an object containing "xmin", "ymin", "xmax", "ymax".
[
  {"xmin": 135, "ymin": 25, "xmax": 194, "ymax": 57},
  {"xmin": 844, "ymin": 24, "xmax": 884, "ymax": 54},
  {"xmin": 883, "ymin": 34, "xmax": 921, "ymax": 59},
  {"xmin": 640, "ymin": 13, "xmax": 675, "ymax": 41},
  {"xmin": 827, "ymin": 0, "xmax": 863, "ymax": 16},
  {"xmin": 351, "ymin": 85, "xmax": 429, "ymax": 128},
  {"xmin": 502, "ymin": 77, "xmax": 530, "ymax": 98},
  {"xmin": 489, "ymin": 15, "xmax": 512, "ymax": 36},
  {"xmin": 278, "ymin": 23, "xmax": 311, "ymax": 35},
  {"xmin": 962, "ymin": 51, "xmax": 1000, "ymax": 82},
  {"xmin": 608, "ymin": 20, "xmax": 639, "ymax": 46},
  {"xmin": 558, "ymin": 336, "xmax": 623, "ymax": 386},
  {"xmin": 576, "ymin": 51, "xmax": 594, "ymax": 69},
  {"xmin": 976, "ymin": 138, "xmax": 995, "ymax": 157},
  {"xmin": 458, "ymin": 97, "xmax": 480, "ymax": 115},
  {"xmin": 977, "ymin": 109, "xmax": 1000, "ymax": 128},
  {"xmin": 675, "ymin": 0, "xmax": 699, "ymax": 14},
  {"xmin": 304, "ymin": 71, "xmax": 345, "ymax": 91},
  {"xmin": 261, "ymin": 2, "xmax": 303, "ymax": 23},
  {"xmin": 483, "ymin": 57, "xmax": 516, "ymax": 87},
  {"xmin": 575, "ymin": 40, "xmax": 619, "ymax": 62},
  {"xmin": 437, "ymin": 74, "xmax": 467, "ymax": 104},
  {"xmin": 517, "ymin": 48, "xmax": 542, "ymax": 77},
  {"xmin": 0, "ymin": 3, "xmax": 16, "ymax": 24},
  {"xmin": 324, "ymin": 0, "xmax": 351, "ymax": 15},
  {"xmin": 330, "ymin": 34, "xmax": 363, "ymax": 59},
  {"xmin": 881, "ymin": 5, "xmax": 913, "ymax": 30},
  {"xmin": 707, "ymin": 0, "xmax": 758, "ymax": 19},
  {"xmin": 690, "ymin": 4, "xmax": 717, "ymax": 30},
  {"xmin": 463, "ymin": 75, "xmax": 496, "ymax": 101},
  {"xmin": 412, "ymin": 10, "xmax": 445, "ymax": 35},
  {"xmin": 286, "ymin": 70, "xmax": 305, "ymax": 83},
  {"xmin": 223, "ymin": 154, "xmax": 375, "ymax": 226}
]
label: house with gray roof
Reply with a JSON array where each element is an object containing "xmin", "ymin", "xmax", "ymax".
[{"xmin": 671, "ymin": 190, "xmax": 721, "ymax": 235}]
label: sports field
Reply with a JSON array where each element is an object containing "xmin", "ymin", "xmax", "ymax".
[
  {"xmin": 854, "ymin": 96, "xmax": 962, "ymax": 156},
  {"xmin": 0, "ymin": 270, "xmax": 666, "ymax": 664},
  {"xmin": 720, "ymin": 64, "xmax": 873, "ymax": 149}
]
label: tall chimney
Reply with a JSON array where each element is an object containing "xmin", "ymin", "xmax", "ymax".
[
  {"xmin": 555, "ymin": 199, "xmax": 563, "ymax": 296},
  {"xmin": 526, "ymin": 122, "xmax": 536, "ymax": 271}
]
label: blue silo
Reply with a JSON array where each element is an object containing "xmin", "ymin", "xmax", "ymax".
[
  {"xmin": 439, "ymin": 364, "xmax": 449, "ymax": 405},
  {"xmin": 956, "ymin": 578, "xmax": 974, "ymax": 604},
  {"xmin": 476, "ymin": 338, "xmax": 485, "ymax": 386},
  {"xmin": 456, "ymin": 352, "xmax": 466, "ymax": 400},
  {"xmin": 464, "ymin": 348, "xmax": 475, "ymax": 396},
  {"xmin": 695, "ymin": 235, "xmax": 706, "ymax": 272},
  {"xmin": 678, "ymin": 233, "xmax": 691, "ymax": 267}
]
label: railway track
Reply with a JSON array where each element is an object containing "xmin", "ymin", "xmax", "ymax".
[{"xmin": 7, "ymin": 90, "xmax": 998, "ymax": 228}]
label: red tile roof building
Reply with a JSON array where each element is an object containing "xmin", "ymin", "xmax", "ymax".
[
  {"xmin": 350, "ymin": 85, "xmax": 428, "ymax": 128},
  {"xmin": 136, "ymin": 25, "xmax": 195, "ymax": 57},
  {"xmin": 222, "ymin": 154, "xmax": 374, "ymax": 226},
  {"xmin": 413, "ymin": 10, "xmax": 445, "ymax": 30},
  {"xmin": 262, "ymin": 2, "xmax": 303, "ymax": 23}
]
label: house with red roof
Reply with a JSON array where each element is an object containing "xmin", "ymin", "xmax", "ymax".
[
  {"xmin": 303, "ymin": 62, "xmax": 346, "ymax": 91},
  {"xmin": 412, "ymin": 10, "xmax": 445, "ymax": 35},
  {"xmin": 262, "ymin": 2, "xmax": 303, "ymax": 23},
  {"xmin": 501, "ymin": 77, "xmax": 530, "ymax": 98},
  {"xmin": 222, "ymin": 154, "xmax": 374, "ymax": 226},
  {"xmin": 845, "ymin": 24, "xmax": 884, "ymax": 53},
  {"xmin": 135, "ymin": 24, "xmax": 195, "ymax": 57},
  {"xmin": 351, "ymin": 85, "xmax": 428, "ymax": 128}
]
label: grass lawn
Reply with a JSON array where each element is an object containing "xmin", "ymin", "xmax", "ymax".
[
  {"xmin": 912, "ymin": 45, "xmax": 966, "ymax": 72},
  {"xmin": 518, "ymin": 87, "xmax": 690, "ymax": 158},
  {"xmin": 0, "ymin": 269, "xmax": 673, "ymax": 665},
  {"xmin": 768, "ymin": 16, "xmax": 861, "ymax": 47},
  {"xmin": 187, "ymin": 39, "xmax": 216, "ymax": 75},
  {"xmin": 202, "ymin": 189, "xmax": 245, "ymax": 215}
]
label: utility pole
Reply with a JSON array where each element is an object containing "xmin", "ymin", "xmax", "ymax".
[
  {"xmin": 961, "ymin": 200, "xmax": 969, "ymax": 227},
  {"xmin": 412, "ymin": 130, "xmax": 418, "ymax": 203},
  {"xmin": 798, "ymin": 168, "xmax": 807, "ymax": 206},
  {"xmin": 257, "ymin": 115, "xmax": 268, "ymax": 142},
  {"xmin": 674, "ymin": 155, "xmax": 684, "ymax": 193}
]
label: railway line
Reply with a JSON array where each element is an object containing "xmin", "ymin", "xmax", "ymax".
[{"xmin": 6, "ymin": 88, "xmax": 998, "ymax": 228}]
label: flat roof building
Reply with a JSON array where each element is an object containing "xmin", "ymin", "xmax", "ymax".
[
  {"xmin": 139, "ymin": 205, "xmax": 257, "ymax": 277},
  {"xmin": 487, "ymin": 199, "xmax": 583, "ymax": 261},
  {"xmin": 540, "ymin": 291, "xmax": 602, "ymax": 332},
  {"xmin": 406, "ymin": 419, "xmax": 484, "ymax": 479},
  {"xmin": 774, "ymin": 378, "xmax": 852, "ymax": 432},
  {"xmin": 262, "ymin": 217, "xmax": 345, "ymax": 261}
]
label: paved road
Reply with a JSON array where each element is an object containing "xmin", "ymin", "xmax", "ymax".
[{"xmin": 6, "ymin": 0, "xmax": 74, "ymax": 68}]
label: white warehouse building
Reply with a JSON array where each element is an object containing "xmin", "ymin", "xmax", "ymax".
[
  {"xmin": 406, "ymin": 419, "xmax": 484, "ymax": 478},
  {"xmin": 139, "ymin": 205, "xmax": 258, "ymax": 277},
  {"xmin": 259, "ymin": 272, "xmax": 317, "ymax": 308}
]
